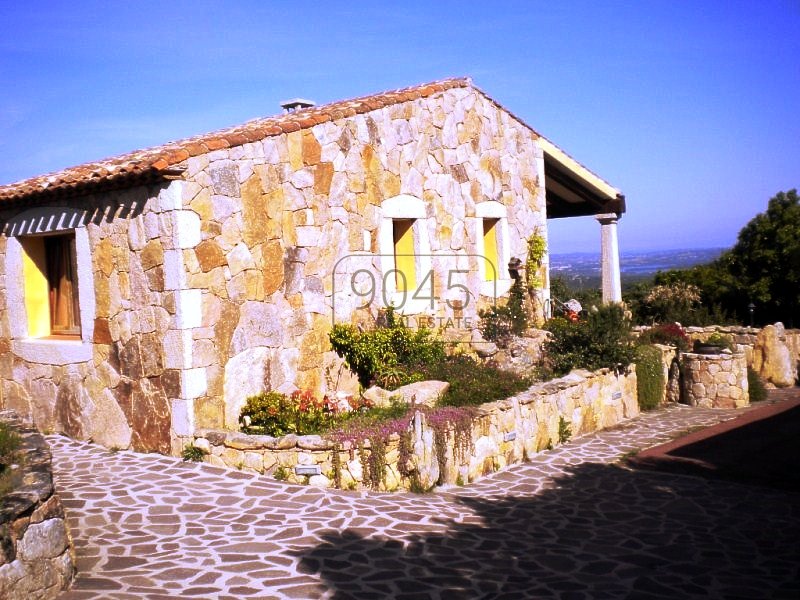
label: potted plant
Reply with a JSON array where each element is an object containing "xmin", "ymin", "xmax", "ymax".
[{"xmin": 692, "ymin": 332, "xmax": 733, "ymax": 355}]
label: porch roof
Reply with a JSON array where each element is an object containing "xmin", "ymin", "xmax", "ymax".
[{"xmin": 540, "ymin": 137, "xmax": 625, "ymax": 219}]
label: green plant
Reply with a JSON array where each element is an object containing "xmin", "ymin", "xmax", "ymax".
[
  {"xmin": 330, "ymin": 442, "xmax": 343, "ymax": 489},
  {"xmin": 748, "ymin": 367, "xmax": 768, "ymax": 402},
  {"xmin": 240, "ymin": 389, "xmax": 340, "ymax": 436},
  {"xmin": 703, "ymin": 332, "xmax": 734, "ymax": 351},
  {"xmin": 478, "ymin": 278, "xmax": 528, "ymax": 344},
  {"xmin": 273, "ymin": 466, "xmax": 289, "ymax": 481},
  {"xmin": 366, "ymin": 437, "xmax": 387, "ymax": 490},
  {"xmin": 374, "ymin": 364, "xmax": 415, "ymax": 390},
  {"xmin": 0, "ymin": 422, "xmax": 21, "ymax": 471},
  {"xmin": 635, "ymin": 344, "xmax": 665, "ymax": 410},
  {"xmin": 330, "ymin": 306, "xmax": 444, "ymax": 386},
  {"xmin": 407, "ymin": 354, "xmax": 532, "ymax": 408},
  {"xmin": 181, "ymin": 444, "xmax": 207, "ymax": 462},
  {"xmin": 455, "ymin": 473, "xmax": 465, "ymax": 486},
  {"xmin": 557, "ymin": 417, "xmax": 572, "ymax": 444},
  {"xmin": 543, "ymin": 304, "xmax": 635, "ymax": 377},
  {"xmin": 0, "ymin": 422, "xmax": 22, "ymax": 497},
  {"xmin": 647, "ymin": 190, "xmax": 799, "ymax": 326},
  {"xmin": 525, "ymin": 228, "xmax": 547, "ymax": 291}
]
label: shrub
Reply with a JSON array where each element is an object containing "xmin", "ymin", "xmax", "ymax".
[
  {"xmin": 748, "ymin": 367, "xmax": 768, "ymax": 402},
  {"xmin": 525, "ymin": 228, "xmax": 547, "ymax": 291},
  {"xmin": 638, "ymin": 322, "xmax": 690, "ymax": 351},
  {"xmin": 557, "ymin": 417, "xmax": 572, "ymax": 444},
  {"xmin": 635, "ymin": 345, "xmax": 665, "ymax": 411},
  {"xmin": 479, "ymin": 278, "xmax": 528, "ymax": 345},
  {"xmin": 411, "ymin": 354, "xmax": 533, "ymax": 408},
  {"xmin": 0, "ymin": 422, "xmax": 21, "ymax": 472},
  {"xmin": 240, "ymin": 390, "xmax": 342, "ymax": 436},
  {"xmin": 543, "ymin": 304, "xmax": 635, "ymax": 377},
  {"xmin": 181, "ymin": 444, "xmax": 207, "ymax": 462},
  {"xmin": 329, "ymin": 307, "xmax": 444, "ymax": 386}
]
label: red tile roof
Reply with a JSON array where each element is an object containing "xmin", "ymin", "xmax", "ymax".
[{"xmin": 0, "ymin": 78, "xmax": 474, "ymax": 204}]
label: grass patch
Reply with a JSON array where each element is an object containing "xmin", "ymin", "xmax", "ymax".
[
  {"xmin": 181, "ymin": 444, "xmax": 207, "ymax": 462},
  {"xmin": 0, "ymin": 421, "xmax": 22, "ymax": 499}
]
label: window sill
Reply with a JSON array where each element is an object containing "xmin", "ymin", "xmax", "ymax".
[{"xmin": 13, "ymin": 338, "xmax": 92, "ymax": 365}]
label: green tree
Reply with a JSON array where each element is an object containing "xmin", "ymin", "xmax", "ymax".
[
  {"xmin": 653, "ymin": 190, "xmax": 799, "ymax": 326},
  {"xmin": 728, "ymin": 189, "xmax": 800, "ymax": 325}
]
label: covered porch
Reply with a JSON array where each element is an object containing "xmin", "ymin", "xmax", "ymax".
[{"xmin": 540, "ymin": 137, "xmax": 626, "ymax": 305}]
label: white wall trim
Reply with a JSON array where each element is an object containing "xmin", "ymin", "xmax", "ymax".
[
  {"xmin": 475, "ymin": 201, "xmax": 512, "ymax": 297},
  {"xmin": 12, "ymin": 339, "xmax": 93, "ymax": 365},
  {"xmin": 4, "ymin": 207, "xmax": 95, "ymax": 361},
  {"xmin": 378, "ymin": 195, "xmax": 433, "ymax": 314}
]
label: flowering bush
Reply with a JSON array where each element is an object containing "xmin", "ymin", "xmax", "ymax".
[
  {"xmin": 638, "ymin": 322, "xmax": 690, "ymax": 351},
  {"xmin": 239, "ymin": 390, "xmax": 371, "ymax": 436}
]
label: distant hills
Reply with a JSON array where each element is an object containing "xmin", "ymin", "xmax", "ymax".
[{"xmin": 550, "ymin": 247, "xmax": 726, "ymax": 290}]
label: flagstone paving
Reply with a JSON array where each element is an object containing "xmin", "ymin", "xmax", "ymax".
[{"xmin": 51, "ymin": 398, "xmax": 800, "ymax": 599}]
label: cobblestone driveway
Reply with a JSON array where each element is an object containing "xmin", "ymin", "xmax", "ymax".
[{"xmin": 53, "ymin": 402, "xmax": 800, "ymax": 599}]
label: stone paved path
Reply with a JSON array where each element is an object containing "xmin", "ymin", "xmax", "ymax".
[{"xmin": 52, "ymin": 400, "xmax": 800, "ymax": 599}]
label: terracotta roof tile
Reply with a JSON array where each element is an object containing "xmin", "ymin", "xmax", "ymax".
[{"xmin": 0, "ymin": 77, "xmax": 480, "ymax": 203}]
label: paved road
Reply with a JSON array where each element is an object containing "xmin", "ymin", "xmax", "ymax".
[{"xmin": 52, "ymin": 398, "xmax": 800, "ymax": 599}]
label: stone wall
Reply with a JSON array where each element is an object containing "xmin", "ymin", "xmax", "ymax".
[
  {"xmin": 0, "ymin": 411, "xmax": 74, "ymax": 599},
  {"xmin": 0, "ymin": 187, "xmax": 184, "ymax": 453},
  {"xmin": 180, "ymin": 85, "xmax": 547, "ymax": 433},
  {"xmin": 185, "ymin": 367, "xmax": 638, "ymax": 491},
  {"xmin": 685, "ymin": 324, "xmax": 798, "ymax": 387},
  {"xmin": 680, "ymin": 352, "xmax": 749, "ymax": 409},
  {"xmin": 1, "ymin": 85, "xmax": 549, "ymax": 454}
]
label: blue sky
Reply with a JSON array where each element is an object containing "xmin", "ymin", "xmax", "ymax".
[{"xmin": 1, "ymin": 1, "xmax": 798, "ymax": 254}]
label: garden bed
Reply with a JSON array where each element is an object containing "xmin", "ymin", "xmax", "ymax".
[{"xmin": 184, "ymin": 366, "xmax": 638, "ymax": 491}]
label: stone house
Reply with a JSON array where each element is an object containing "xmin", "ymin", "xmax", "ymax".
[{"xmin": 0, "ymin": 78, "xmax": 625, "ymax": 454}]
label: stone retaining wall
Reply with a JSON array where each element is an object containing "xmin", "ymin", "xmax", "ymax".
[
  {"xmin": 680, "ymin": 352, "xmax": 749, "ymax": 409},
  {"xmin": 185, "ymin": 367, "xmax": 638, "ymax": 491},
  {"xmin": 0, "ymin": 411, "xmax": 74, "ymax": 599},
  {"xmin": 684, "ymin": 324, "xmax": 798, "ymax": 387}
]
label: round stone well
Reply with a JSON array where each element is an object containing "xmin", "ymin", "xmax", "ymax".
[{"xmin": 680, "ymin": 351, "xmax": 749, "ymax": 409}]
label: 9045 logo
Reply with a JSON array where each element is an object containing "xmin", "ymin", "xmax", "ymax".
[{"xmin": 332, "ymin": 253, "xmax": 500, "ymax": 328}]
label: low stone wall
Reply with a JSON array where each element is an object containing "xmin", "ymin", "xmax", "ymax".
[
  {"xmin": 684, "ymin": 324, "xmax": 798, "ymax": 386},
  {"xmin": 186, "ymin": 367, "xmax": 638, "ymax": 491},
  {"xmin": 0, "ymin": 411, "xmax": 74, "ymax": 600},
  {"xmin": 681, "ymin": 352, "xmax": 749, "ymax": 409}
]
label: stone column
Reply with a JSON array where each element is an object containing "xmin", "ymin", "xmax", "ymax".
[{"xmin": 596, "ymin": 213, "xmax": 622, "ymax": 304}]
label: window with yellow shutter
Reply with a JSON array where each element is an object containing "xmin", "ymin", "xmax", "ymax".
[
  {"xmin": 482, "ymin": 218, "xmax": 500, "ymax": 281},
  {"xmin": 392, "ymin": 219, "xmax": 417, "ymax": 292},
  {"xmin": 21, "ymin": 233, "xmax": 81, "ymax": 338}
]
